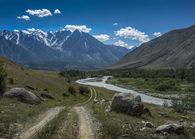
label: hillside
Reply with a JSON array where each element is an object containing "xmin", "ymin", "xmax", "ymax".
[
  {"xmin": 112, "ymin": 25, "xmax": 195, "ymax": 69},
  {"xmin": 0, "ymin": 57, "xmax": 88, "ymax": 138}
]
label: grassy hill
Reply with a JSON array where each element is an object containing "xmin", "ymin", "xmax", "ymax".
[{"xmin": 0, "ymin": 57, "xmax": 88, "ymax": 138}]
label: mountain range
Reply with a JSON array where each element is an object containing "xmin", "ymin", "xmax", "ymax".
[
  {"xmin": 112, "ymin": 25, "xmax": 195, "ymax": 69},
  {"xmin": 0, "ymin": 29, "xmax": 129, "ymax": 70}
]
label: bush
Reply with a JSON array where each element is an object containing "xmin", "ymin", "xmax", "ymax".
[
  {"xmin": 155, "ymin": 80, "xmax": 176, "ymax": 91},
  {"xmin": 9, "ymin": 78, "xmax": 14, "ymax": 84},
  {"xmin": 67, "ymin": 79, "xmax": 71, "ymax": 84},
  {"xmin": 79, "ymin": 86, "xmax": 90, "ymax": 95},
  {"xmin": 0, "ymin": 63, "xmax": 7, "ymax": 95},
  {"xmin": 59, "ymin": 69, "xmax": 86, "ymax": 79},
  {"xmin": 68, "ymin": 86, "xmax": 76, "ymax": 95},
  {"xmin": 44, "ymin": 88, "xmax": 48, "ymax": 91},
  {"xmin": 62, "ymin": 92, "xmax": 69, "ymax": 97},
  {"xmin": 171, "ymin": 95, "xmax": 194, "ymax": 113}
]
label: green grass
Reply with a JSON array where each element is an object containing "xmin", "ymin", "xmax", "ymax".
[
  {"xmin": 88, "ymin": 86, "xmax": 195, "ymax": 139},
  {"xmin": 51, "ymin": 108, "xmax": 79, "ymax": 139},
  {"xmin": 34, "ymin": 107, "xmax": 79, "ymax": 139},
  {"xmin": 107, "ymin": 77, "xmax": 195, "ymax": 97},
  {"xmin": 34, "ymin": 109, "xmax": 67, "ymax": 139}
]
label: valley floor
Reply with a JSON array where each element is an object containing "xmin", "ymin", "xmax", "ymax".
[{"xmin": 0, "ymin": 58, "xmax": 195, "ymax": 139}]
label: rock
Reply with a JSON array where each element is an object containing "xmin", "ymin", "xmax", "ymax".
[
  {"xmin": 101, "ymin": 99, "xmax": 106, "ymax": 102},
  {"xmin": 140, "ymin": 127, "xmax": 151, "ymax": 131},
  {"xmin": 93, "ymin": 99, "xmax": 99, "ymax": 103},
  {"xmin": 179, "ymin": 119, "xmax": 184, "ymax": 123},
  {"xmin": 3, "ymin": 88, "xmax": 41, "ymax": 104},
  {"xmin": 180, "ymin": 115, "xmax": 189, "ymax": 119},
  {"xmin": 158, "ymin": 112, "xmax": 169, "ymax": 117},
  {"xmin": 105, "ymin": 108, "xmax": 111, "ymax": 112},
  {"xmin": 134, "ymin": 95, "xmax": 141, "ymax": 102},
  {"xmin": 145, "ymin": 122, "xmax": 155, "ymax": 128},
  {"xmin": 143, "ymin": 107, "xmax": 151, "ymax": 116},
  {"xmin": 191, "ymin": 123, "xmax": 195, "ymax": 128},
  {"xmin": 156, "ymin": 122, "xmax": 184, "ymax": 134},
  {"xmin": 111, "ymin": 93, "xmax": 144, "ymax": 116},
  {"xmin": 41, "ymin": 92, "xmax": 54, "ymax": 100}
]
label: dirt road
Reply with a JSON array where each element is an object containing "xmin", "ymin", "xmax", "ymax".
[
  {"xmin": 18, "ymin": 87, "xmax": 98, "ymax": 139},
  {"xmin": 18, "ymin": 106, "xmax": 64, "ymax": 139},
  {"xmin": 74, "ymin": 87, "xmax": 97, "ymax": 139},
  {"xmin": 74, "ymin": 106, "xmax": 95, "ymax": 139}
]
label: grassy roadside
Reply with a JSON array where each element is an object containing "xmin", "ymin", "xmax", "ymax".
[
  {"xmin": 87, "ymin": 86, "xmax": 195, "ymax": 139},
  {"xmin": 33, "ymin": 109, "xmax": 68, "ymax": 139},
  {"xmin": 34, "ymin": 107, "xmax": 79, "ymax": 139}
]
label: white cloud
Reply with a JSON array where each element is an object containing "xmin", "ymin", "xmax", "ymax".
[
  {"xmin": 113, "ymin": 22, "xmax": 118, "ymax": 26},
  {"xmin": 93, "ymin": 34, "xmax": 110, "ymax": 42},
  {"xmin": 14, "ymin": 29, "xmax": 19, "ymax": 32},
  {"xmin": 153, "ymin": 32, "xmax": 162, "ymax": 37},
  {"xmin": 26, "ymin": 9, "xmax": 52, "ymax": 18},
  {"xmin": 114, "ymin": 40, "xmax": 134, "ymax": 49},
  {"xmin": 17, "ymin": 15, "xmax": 30, "ymax": 21},
  {"xmin": 64, "ymin": 25, "xmax": 92, "ymax": 33},
  {"xmin": 115, "ymin": 26, "xmax": 150, "ymax": 43},
  {"xmin": 54, "ymin": 9, "xmax": 61, "ymax": 14}
]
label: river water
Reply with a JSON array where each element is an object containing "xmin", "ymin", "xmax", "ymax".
[{"xmin": 76, "ymin": 76, "xmax": 171, "ymax": 106}]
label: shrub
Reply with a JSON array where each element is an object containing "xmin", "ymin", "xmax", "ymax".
[
  {"xmin": 68, "ymin": 86, "xmax": 76, "ymax": 95},
  {"xmin": 62, "ymin": 92, "xmax": 69, "ymax": 97},
  {"xmin": 155, "ymin": 80, "xmax": 176, "ymax": 91},
  {"xmin": 79, "ymin": 86, "xmax": 90, "ymax": 95},
  {"xmin": 171, "ymin": 95, "xmax": 194, "ymax": 113},
  {"xmin": 67, "ymin": 79, "xmax": 71, "ymax": 84},
  {"xmin": 9, "ymin": 78, "xmax": 14, "ymax": 84},
  {"xmin": 44, "ymin": 88, "xmax": 48, "ymax": 91},
  {"xmin": 0, "ymin": 63, "xmax": 7, "ymax": 95},
  {"xmin": 59, "ymin": 69, "xmax": 86, "ymax": 79}
]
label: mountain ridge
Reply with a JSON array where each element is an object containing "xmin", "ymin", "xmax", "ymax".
[
  {"xmin": 112, "ymin": 25, "xmax": 195, "ymax": 69},
  {"xmin": 0, "ymin": 29, "xmax": 130, "ymax": 70}
]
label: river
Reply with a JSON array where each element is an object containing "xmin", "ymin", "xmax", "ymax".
[{"xmin": 76, "ymin": 76, "xmax": 171, "ymax": 106}]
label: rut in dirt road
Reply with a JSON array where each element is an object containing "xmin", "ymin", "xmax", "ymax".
[
  {"xmin": 74, "ymin": 87, "xmax": 98, "ymax": 139},
  {"xmin": 75, "ymin": 106, "xmax": 96, "ymax": 139},
  {"xmin": 18, "ymin": 106, "xmax": 64, "ymax": 139}
]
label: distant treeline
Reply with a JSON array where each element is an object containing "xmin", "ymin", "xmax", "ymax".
[
  {"xmin": 59, "ymin": 68, "xmax": 195, "ymax": 82},
  {"xmin": 59, "ymin": 69, "xmax": 86, "ymax": 80},
  {"xmin": 89, "ymin": 69, "xmax": 195, "ymax": 82}
]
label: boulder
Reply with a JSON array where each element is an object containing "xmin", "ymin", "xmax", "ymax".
[
  {"xmin": 156, "ymin": 122, "xmax": 184, "ymax": 134},
  {"xmin": 111, "ymin": 93, "xmax": 144, "ymax": 116},
  {"xmin": 145, "ymin": 122, "xmax": 155, "ymax": 128},
  {"xmin": 41, "ymin": 92, "xmax": 54, "ymax": 100},
  {"xmin": 3, "ymin": 88, "xmax": 41, "ymax": 104}
]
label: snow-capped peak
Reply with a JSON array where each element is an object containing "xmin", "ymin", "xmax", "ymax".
[{"xmin": 22, "ymin": 30, "xmax": 31, "ymax": 35}]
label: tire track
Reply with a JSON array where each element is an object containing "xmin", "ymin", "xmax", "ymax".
[
  {"xmin": 74, "ymin": 87, "xmax": 98, "ymax": 139},
  {"xmin": 18, "ymin": 106, "xmax": 64, "ymax": 139}
]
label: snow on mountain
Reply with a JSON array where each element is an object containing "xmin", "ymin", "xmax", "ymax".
[{"xmin": 0, "ymin": 29, "xmax": 130, "ymax": 69}]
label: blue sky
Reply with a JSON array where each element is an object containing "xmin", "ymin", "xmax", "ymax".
[{"xmin": 0, "ymin": 0, "xmax": 195, "ymax": 48}]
